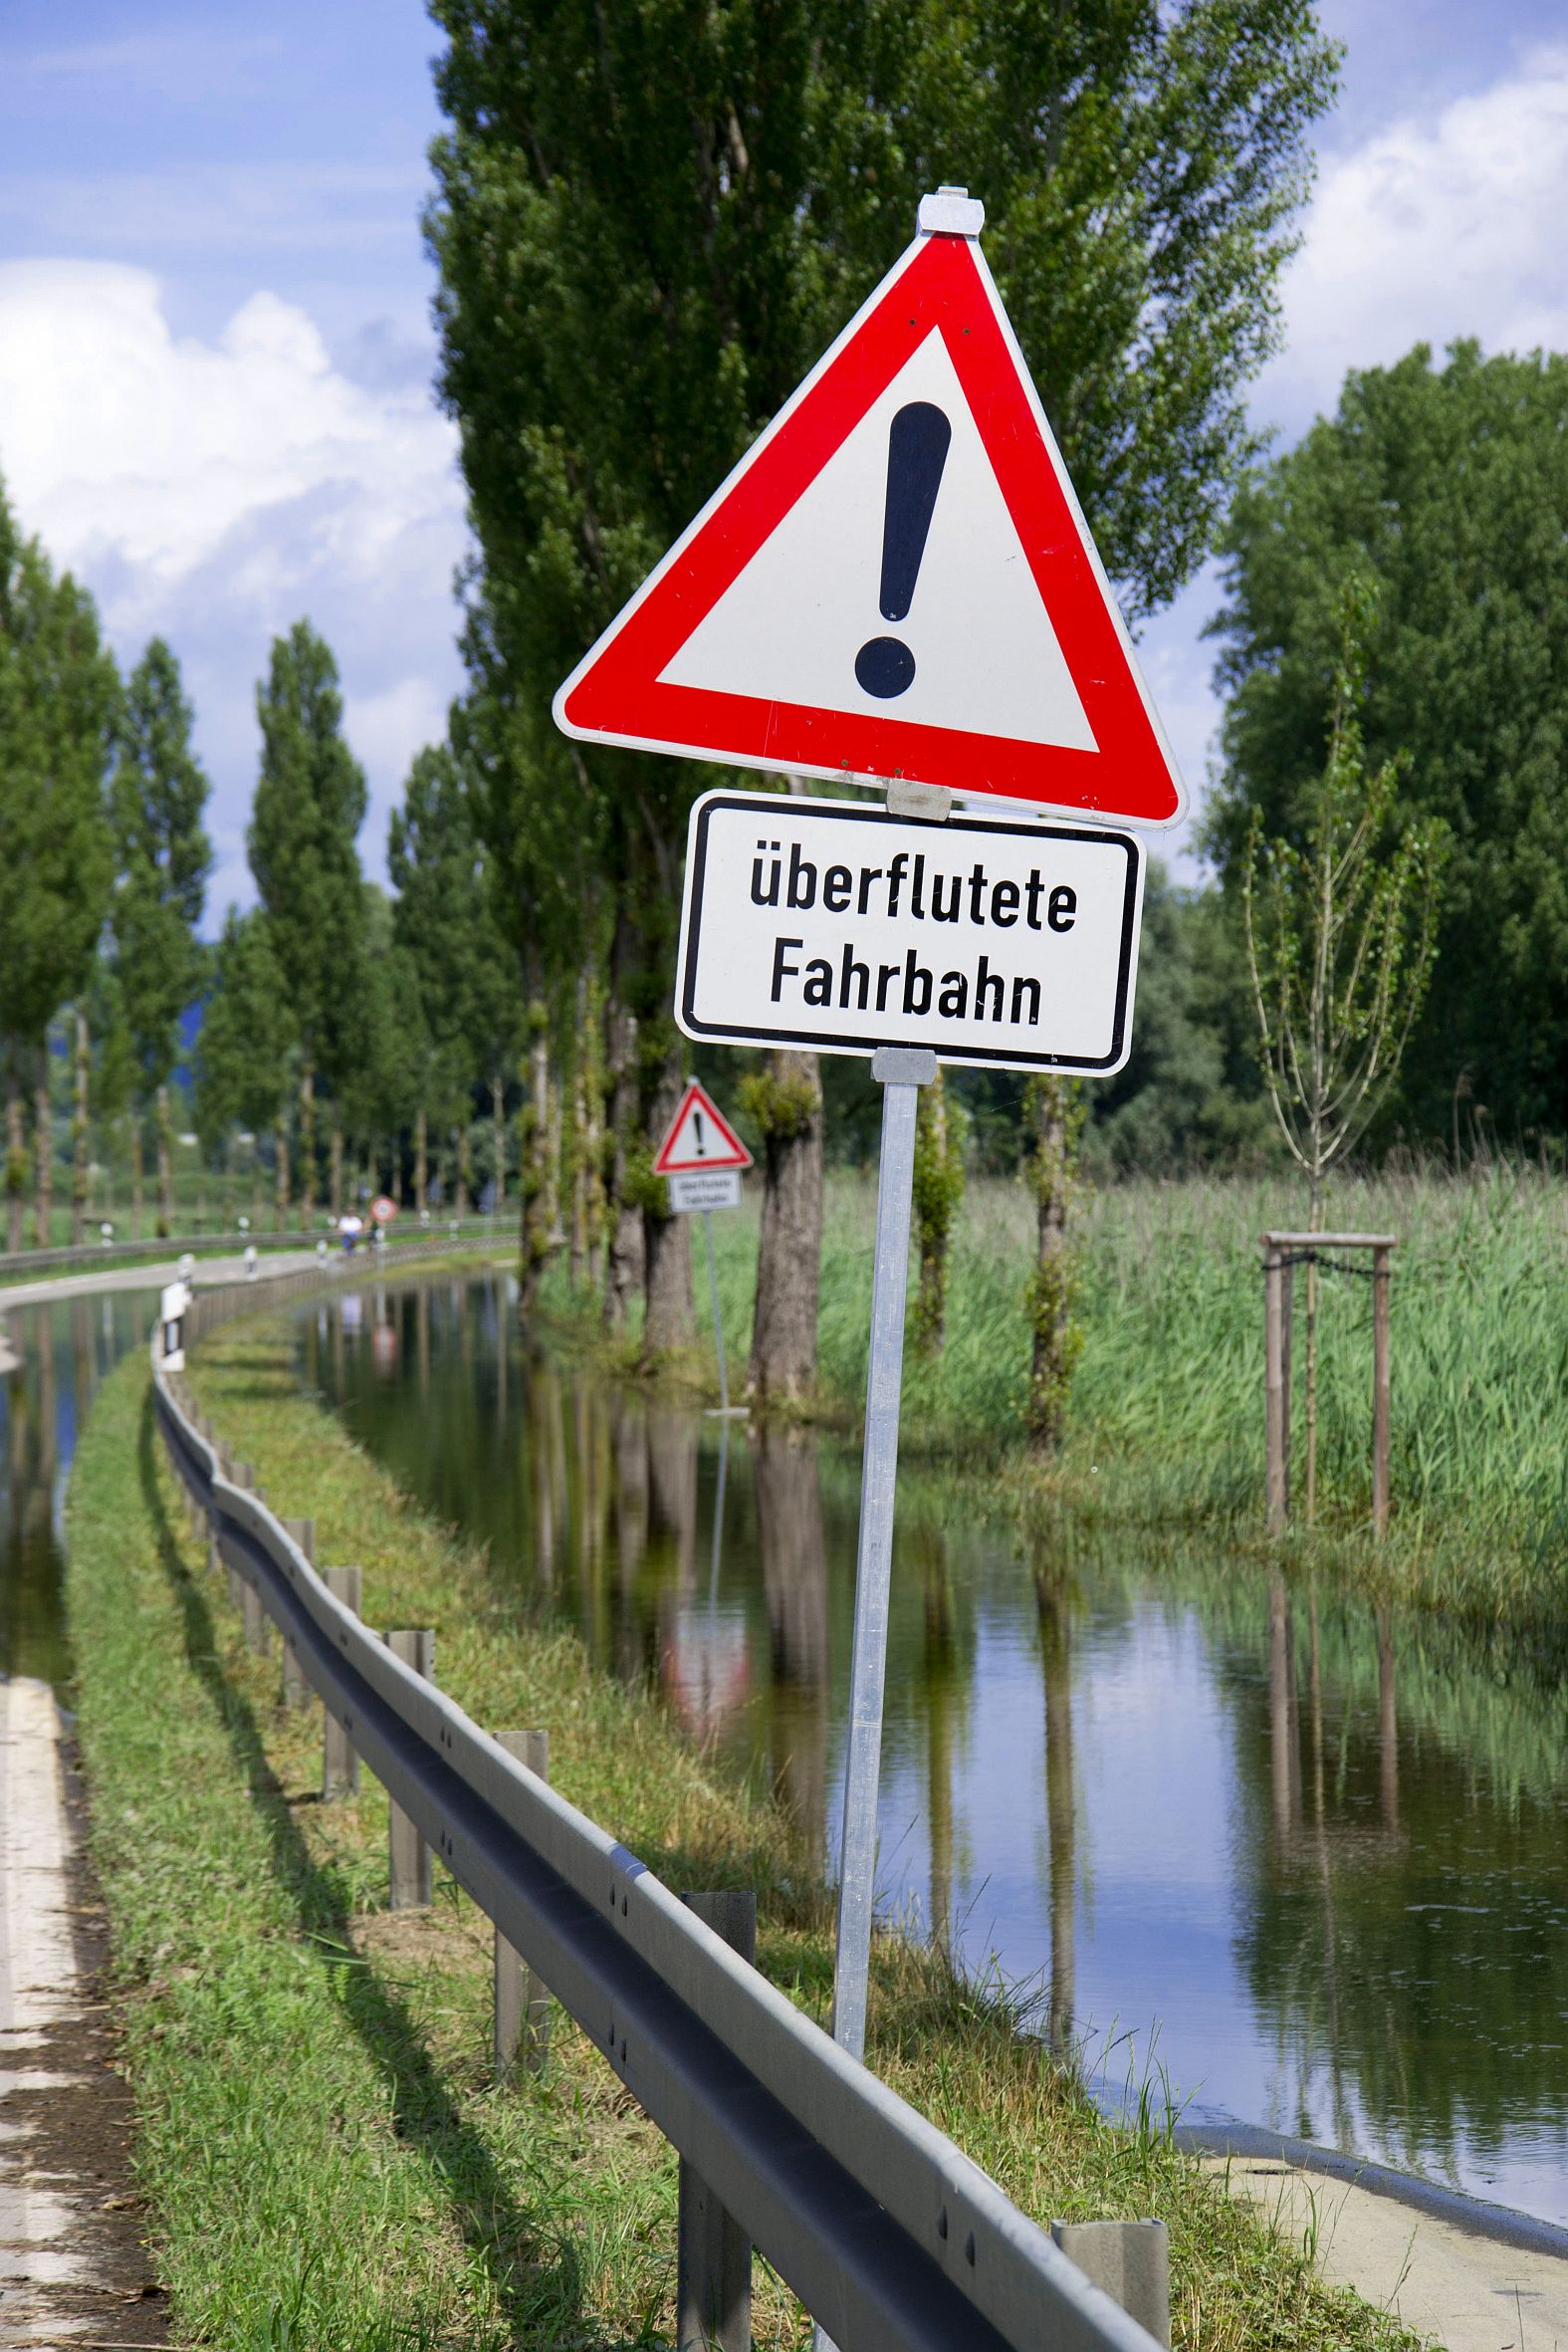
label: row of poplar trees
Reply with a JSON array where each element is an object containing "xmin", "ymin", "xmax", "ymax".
[
  {"xmin": 0, "ymin": 475, "xmax": 207, "ymax": 1253},
  {"xmin": 416, "ymin": 0, "xmax": 1340, "ymax": 1418}
]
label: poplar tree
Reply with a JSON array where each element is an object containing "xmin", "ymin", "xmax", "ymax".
[
  {"xmin": 0, "ymin": 473, "xmax": 118, "ymax": 1249},
  {"xmin": 388, "ymin": 742, "xmax": 518, "ymax": 1221},
  {"xmin": 247, "ymin": 622, "xmax": 367, "ymax": 1225},
  {"xmin": 194, "ymin": 911, "xmax": 296, "ymax": 1223},
  {"xmin": 112, "ymin": 638, "xmax": 211, "ymax": 1237},
  {"xmin": 426, "ymin": 0, "xmax": 1338, "ymax": 1370}
]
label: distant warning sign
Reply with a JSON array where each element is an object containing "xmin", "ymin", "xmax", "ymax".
[
  {"xmin": 652, "ymin": 1080, "xmax": 753, "ymax": 1176},
  {"xmin": 675, "ymin": 790, "xmax": 1144, "ymax": 1074},
  {"xmin": 554, "ymin": 196, "xmax": 1183, "ymax": 825}
]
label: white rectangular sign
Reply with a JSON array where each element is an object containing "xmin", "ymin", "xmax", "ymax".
[
  {"xmin": 668, "ymin": 1168, "xmax": 743, "ymax": 1214},
  {"xmin": 675, "ymin": 790, "xmax": 1143, "ymax": 1073}
]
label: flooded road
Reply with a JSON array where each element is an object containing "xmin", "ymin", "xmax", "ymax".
[
  {"xmin": 1, "ymin": 1288, "xmax": 162, "ymax": 1689},
  {"xmin": 301, "ymin": 1269, "xmax": 1568, "ymax": 2228}
]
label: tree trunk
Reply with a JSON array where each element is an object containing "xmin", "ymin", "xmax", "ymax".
[
  {"xmin": 330, "ymin": 1108, "xmax": 343, "ymax": 1222},
  {"xmin": 641, "ymin": 1048, "xmax": 695, "ymax": 1364},
  {"xmin": 155, "ymin": 1081, "xmax": 173, "ymax": 1237},
  {"xmin": 130, "ymin": 1117, "xmax": 143, "ymax": 1241},
  {"xmin": 747, "ymin": 1049, "xmax": 823, "ymax": 1404},
  {"xmin": 492, "ymin": 1072, "xmax": 506, "ymax": 1220},
  {"xmin": 455, "ymin": 1124, "xmax": 470, "ymax": 1219},
  {"xmin": 569, "ymin": 1050, "xmax": 589, "ymax": 1291},
  {"xmin": 520, "ymin": 1020, "xmax": 552, "ymax": 1310},
  {"xmin": 5, "ymin": 1043, "xmax": 24, "ymax": 1254},
  {"xmin": 71, "ymin": 1008, "xmax": 90, "ymax": 1248},
  {"xmin": 33, "ymin": 1047, "xmax": 53, "ymax": 1250},
  {"xmin": 602, "ymin": 936, "xmax": 643, "ymax": 1331},
  {"xmin": 274, "ymin": 1109, "xmax": 291, "ymax": 1222},
  {"xmin": 298, "ymin": 1053, "xmax": 316, "ymax": 1225},
  {"xmin": 414, "ymin": 1103, "xmax": 427, "ymax": 1215},
  {"xmin": 913, "ymin": 1065, "xmax": 963, "ymax": 1359},
  {"xmin": 1305, "ymin": 1178, "xmax": 1321, "ymax": 1523},
  {"xmin": 1025, "ymin": 1075, "xmax": 1081, "ymax": 1454}
]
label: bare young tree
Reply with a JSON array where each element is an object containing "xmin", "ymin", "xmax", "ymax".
[{"xmin": 1242, "ymin": 579, "xmax": 1447, "ymax": 1517}]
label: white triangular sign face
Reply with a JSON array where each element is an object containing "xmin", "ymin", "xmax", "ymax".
[
  {"xmin": 652, "ymin": 1080, "xmax": 753, "ymax": 1175},
  {"xmin": 662, "ymin": 330, "xmax": 1096, "ymax": 754},
  {"xmin": 555, "ymin": 217, "xmax": 1185, "ymax": 825}
]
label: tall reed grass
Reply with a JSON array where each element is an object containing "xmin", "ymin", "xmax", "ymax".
[{"xmin": 681, "ymin": 1162, "xmax": 1568, "ymax": 1617}]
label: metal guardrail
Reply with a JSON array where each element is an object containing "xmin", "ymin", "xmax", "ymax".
[
  {"xmin": 150, "ymin": 1268, "xmax": 1162, "ymax": 2352},
  {"xmin": 0, "ymin": 1221, "xmax": 508, "ymax": 1285}
]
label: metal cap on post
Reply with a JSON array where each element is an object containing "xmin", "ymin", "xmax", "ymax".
[{"xmin": 1051, "ymin": 2222, "xmax": 1170, "ymax": 2347}]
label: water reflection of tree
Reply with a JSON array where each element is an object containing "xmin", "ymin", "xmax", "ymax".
[
  {"xmin": 1036, "ymin": 1570, "xmax": 1076, "ymax": 2057},
  {"xmin": 752, "ymin": 1424, "xmax": 828, "ymax": 1868},
  {"xmin": 1231, "ymin": 1575, "xmax": 1568, "ymax": 2173},
  {"xmin": 1, "ymin": 1306, "xmax": 71, "ymax": 1686}
]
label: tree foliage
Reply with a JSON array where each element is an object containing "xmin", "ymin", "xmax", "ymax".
[
  {"xmin": 1241, "ymin": 581, "xmax": 1446, "ymax": 1210},
  {"xmin": 247, "ymin": 622, "xmax": 368, "ymax": 1070},
  {"xmin": 194, "ymin": 911, "xmax": 294, "ymax": 1155},
  {"xmin": 111, "ymin": 638, "xmax": 211, "ymax": 1095},
  {"xmin": 0, "ymin": 472, "xmax": 118, "ymax": 1051},
  {"xmin": 1208, "ymin": 341, "xmax": 1568, "ymax": 1141}
]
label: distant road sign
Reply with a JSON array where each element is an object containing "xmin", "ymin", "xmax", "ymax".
[
  {"xmin": 555, "ymin": 195, "xmax": 1182, "ymax": 824},
  {"xmin": 669, "ymin": 1169, "xmax": 743, "ymax": 1215},
  {"xmin": 675, "ymin": 790, "xmax": 1143, "ymax": 1075},
  {"xmin": 652, "ymin": 1080, "xmax": 753, "ymax": 1176}
]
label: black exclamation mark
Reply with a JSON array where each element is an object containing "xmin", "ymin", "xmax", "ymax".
[
  {"xmin": 694, "ymin": 1109, "xmax": 707, "ymax": 1157},
  {"xmin": 855, "ymin": 401, "xmax": 952, "ymax": 699}
]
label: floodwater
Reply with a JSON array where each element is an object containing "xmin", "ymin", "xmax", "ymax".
[
  {"xmin": 0, "ymin": 1288, "xmax": 162, "ymax": 1688},
  {"xmin": 301, "ymin": 1269, "xmax": 1568, "ymax": 2229}
]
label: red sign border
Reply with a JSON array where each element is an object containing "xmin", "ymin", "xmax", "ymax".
[
  {"xmin": 652, "ymin": 1079, "xmax": 755, "ymax": 1175},
  {"xmin": 555, "ymin": 232, "xmax": 1183, "ymax": 826}
]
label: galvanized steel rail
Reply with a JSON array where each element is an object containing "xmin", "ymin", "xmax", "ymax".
[{"xmin": 152, "ymin": 1272, "xmax": 1161, "ymax": 2352}]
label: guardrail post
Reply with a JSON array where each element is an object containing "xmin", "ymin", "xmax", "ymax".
[
  {"xmin": 387, "ymin": 1630, "xmax": 434, "ymax": 1905},
  {"xmin": 280, "ymin": 1518, "xmax": 316, "ymax": 1705},
  {"xmin": 678, "ymin": 1891, "xmax": 755, "ymax": 2352},
  {"xmin": 1050, "ymin": 2221, "xmax": 1170, "ymax": 2346},
  {"xmin": 494, "ymin": 1730, "xmax": 551, "ymax": 2080},
  {"xmin": 322, "ymin": 1568, "xmax": 362, "ymax": 1798}
]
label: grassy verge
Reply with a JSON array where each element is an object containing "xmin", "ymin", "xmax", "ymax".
[
  {"xmin": 545, "ymin": 1165, "xmax": 1568, "ymax": 1634},
  {"xmin": 65, "ymin": 1316, "xmax": 1419, "ymax": 2349}
]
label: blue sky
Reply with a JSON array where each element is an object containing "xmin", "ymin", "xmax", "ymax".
[{"xmin": 0, "ymin": 2, "xmax": 1564, "ymax": 918}]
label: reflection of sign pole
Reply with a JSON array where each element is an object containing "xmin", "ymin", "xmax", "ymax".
[{"xmin": 656, "ymin": 1081, "xmax": 753, "ymax": 1418}]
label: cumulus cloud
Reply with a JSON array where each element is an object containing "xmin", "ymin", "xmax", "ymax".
[
  {"xmin": 1257, "ymin": 43, "xmax": 1568, "ymax": 432},
  {"xmin": 0, "ymin": 259, "xmax": 468, "ymax": 925}
]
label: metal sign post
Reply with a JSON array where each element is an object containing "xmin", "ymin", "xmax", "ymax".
[
  {"xmin": 701, "ymin": 1208, "xmax": 730, "ymax": 1415},
  {"xmin": 660, "ymin": 1103, "xmax": 751, "ymax": 1419},
  {"xmin": 829, "ymin": 1045, "xmax": 932, "ymax": 2059}
]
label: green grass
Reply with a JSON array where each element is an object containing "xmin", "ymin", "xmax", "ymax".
[
  {"xmin": 65, "ymin": 1320, "xmax": 1421, "ymax": 2349},
  {"xmin": 552, "ymin": 1164, "xmax": 1568, "ymax": 1632}
]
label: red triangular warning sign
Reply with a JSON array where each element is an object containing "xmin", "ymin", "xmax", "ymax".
[
  {"xmin": 555, "ymin": 210, "xmax": 1183, "ymax": 826},
  {"xmin": 652, "ymin": 1081, "xmax": 754, "ymax": 1175}
]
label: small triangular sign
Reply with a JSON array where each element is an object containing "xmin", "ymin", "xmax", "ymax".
[
  {"xmin": 555, "ymin": 198, "xmax": 1183, "ymax": 826},
  {"xmin": 652, "ymin": 1080, "xmax": 754, "ymax": 1175}
]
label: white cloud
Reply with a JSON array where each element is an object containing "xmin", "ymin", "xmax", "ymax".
[
  {"xmin": 0, "ymin": 259, "xmax": 469, "ymax": 926},
  {"xmin": 1257, "ymin": 42, "xmax": 1568, "ymax": 432}
]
